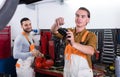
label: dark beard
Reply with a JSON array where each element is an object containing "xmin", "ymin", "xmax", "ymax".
[{"xmin": 23, "ymin": 29, "xmax": 32, "ymax": 33}]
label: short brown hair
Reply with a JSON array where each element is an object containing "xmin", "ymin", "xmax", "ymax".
[
  {"xmin": 78, "ymin": 7, "xmax": 90, "ymax": 18},
  {"xmin": 20, "ymin": 17, "xmax": 30, "ymax": 25}
]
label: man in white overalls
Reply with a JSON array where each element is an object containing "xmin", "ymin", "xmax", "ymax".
[
  {"xmin": 51, "ymin": 7, "xmax": 97, "ymax": 77},
  {"xmin": 13, "ymin": 17, "xmax": 41, "ymax": 77}
]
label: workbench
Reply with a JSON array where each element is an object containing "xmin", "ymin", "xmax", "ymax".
[{"xmin": 35, "ymin": 67, "xmax": 63, "ymax": 77}]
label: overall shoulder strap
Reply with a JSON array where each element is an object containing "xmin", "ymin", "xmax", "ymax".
[
  {"xmin": 80, "ymin": 31, "xmax": 93, "ymax": 68},
  {"xmin": 22, "ymin": 32, "xmax": 31, "ymax": 45},
  {"xmin": 22, "ymin": 32, "xmax": 35, "ymax": 51},
  {"xmin": 80, "ymin": 31, "xmax": 89, "ymax": 44}
]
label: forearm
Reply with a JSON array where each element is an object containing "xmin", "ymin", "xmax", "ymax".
[
  {"xmin": 13, "ymin": 50, "xmax": 32, "ymax": 60},
  {"xmin": 51, "ymin": 23, "xmax": 59, "ymax": 34},
  {"xmin": 71, "ymin": 42, "xmax": 95, "ymax": 55}
]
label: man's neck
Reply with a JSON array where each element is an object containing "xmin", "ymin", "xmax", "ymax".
[{"xmin": 75, "ymin": 26, "xmax": 86, "ymax": 33}]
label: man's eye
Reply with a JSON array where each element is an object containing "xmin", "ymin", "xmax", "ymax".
[
  {"xmin": 75, "ymin": 14, "xmax": 79, "ymax": 17},
  {"xmin": 81, "ymin": 15, "xmax": 86, "ymax": 18},
  {"xmin": 24, "ymin": 24, "xmax": 28, "ymax": 27}
]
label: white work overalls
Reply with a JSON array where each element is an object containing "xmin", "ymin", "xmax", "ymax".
[
  {"xmin": 16, "ymin": 32, "xmax": 35, "ymax": 77},
  {"xmin": 64, "ymin": 31, "xmax": 93, "ymax": 77},
  {"xmin": 16, "ymin": 56, "xmax": 35, "ymax": 77},
  {"xmin": 64, "ymin": 54, "xmax": 93, "ymax": 77}
]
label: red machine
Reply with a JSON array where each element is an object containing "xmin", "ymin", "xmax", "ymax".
[
  {"xmin": 40, "ymin": 30, "xmax": 55, "ymax": 60},
  {"xmin": 37, "ymin": 30, "xmax": 55, "ymax": 69}
]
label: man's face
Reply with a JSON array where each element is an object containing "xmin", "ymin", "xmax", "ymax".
[
  {"xmin": 75, "ymin": 10, "xmax": 90, "ymax": 28},
  {"xmin": 21, "ymin": 20, "xmax": 32, "ymax": 33}
]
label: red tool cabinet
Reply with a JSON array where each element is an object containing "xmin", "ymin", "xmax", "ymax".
[{"xmin": 0, "ymin": 26, "xmax": 11, "ymax": 59}]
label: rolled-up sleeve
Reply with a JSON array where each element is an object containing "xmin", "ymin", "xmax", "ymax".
[{"xmin": 87, "ymin": 32, "xmax": 97, "ymax": 50}]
